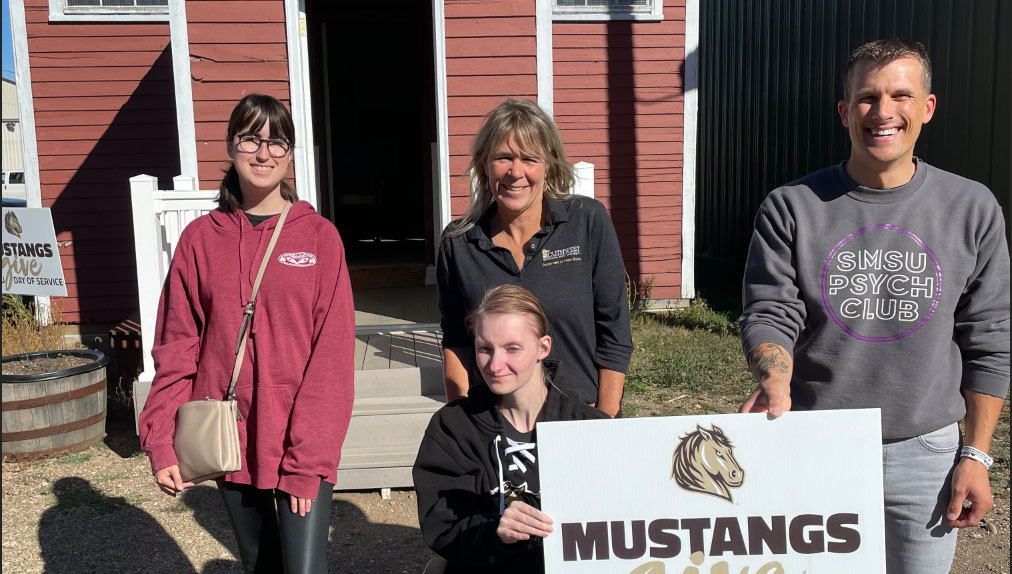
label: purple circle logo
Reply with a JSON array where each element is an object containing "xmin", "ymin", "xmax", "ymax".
[{"xmin": 820, "ymin": 224, "xmax": 942, "ymax": 343}]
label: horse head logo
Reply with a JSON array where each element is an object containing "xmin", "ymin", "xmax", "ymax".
[
  {"xmin": 5, "ymin": 211, "xmax": 23, "ymax": 238},
  {"xmin": 671, "ymin": 424, "xmax": 744, "ymax": 503}
]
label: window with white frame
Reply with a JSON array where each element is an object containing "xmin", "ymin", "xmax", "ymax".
[
  {"xmin": 50, "ymin": 0, "xmax": 169, "ymax": 22},
  {"xmin": 553, "ymin": 0, "xmax": 664, "ymax": 21}
]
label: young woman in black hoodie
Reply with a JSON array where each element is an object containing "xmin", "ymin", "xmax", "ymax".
[{"xmin": 413, "ymin": 285, "xmax": 608, "ymax": 573}]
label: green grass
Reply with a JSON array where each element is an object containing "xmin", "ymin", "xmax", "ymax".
[
  {"xmin": 57, "ymin": 451, "xmax": 92, "ymax": 465},
  {"xmin": 647, "ymin": 298, "xmax": 740, "ymax": 336},
  {"xmin": 55, "ymin": 442, "xmax": 110, "ymax": 464},
  {"xmin": 625, "ymin": 306, "xmax": 752, "ymax": 418}
]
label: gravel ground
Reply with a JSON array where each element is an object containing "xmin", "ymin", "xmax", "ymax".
[
  {"xmin": 1, "ymin": 420, "xmax": 436, "ymax": 574},
  {"xmin": 1, "ymin": 420, "xmax": 1007, "ymax": 573}
]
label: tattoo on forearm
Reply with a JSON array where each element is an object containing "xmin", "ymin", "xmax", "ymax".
[{"xmin": 748, "ymin": 343, "xmax": 790, "ymax": 379}]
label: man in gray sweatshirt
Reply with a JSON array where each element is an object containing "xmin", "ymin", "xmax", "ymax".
[{"xmin": 739, "ymin": 39, "xmax": 1009, "ymax": 574}]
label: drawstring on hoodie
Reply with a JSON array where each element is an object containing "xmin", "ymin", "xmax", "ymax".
[
  {"xmin": 237, "ymin": 211, "xmax": 275, "ymax": 334},
  {"xmin": 235, "ymin": 301, "xmax": 255, "ymax": 356},
  {"xmin": 492, "ymin": 433, "xmax": 537, "ymax": 515},
  {"xmin": 237, "ymin": 213, "xmax": 246, "ymax": 308},
  {"xmin": 504, "ymin": 437, "xmax": 535, "ymax": 473},
  {"xmin": 494, "ymin": 435, "xmax": 506, "ymax": 515}
]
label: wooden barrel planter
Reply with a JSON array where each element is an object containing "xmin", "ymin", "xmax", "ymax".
[{"xmin": 2, "ymin": 350, "xmax": 108, "ymax": 462}]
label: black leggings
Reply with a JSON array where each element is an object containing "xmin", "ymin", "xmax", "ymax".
[{"xmin": 217, "ymin": 480, "xmax": 333, "ymax": 574}]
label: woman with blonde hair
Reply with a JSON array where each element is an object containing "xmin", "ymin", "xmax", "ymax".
[
  {"xmin": 437, "ymin": 98, "xmax": 633, "ymax": 417},
  {"xmin": 139, "ymin": 94, "xmax": 355, "ymax": 574},
  {"xmin": 414, "ymin": 285, "xmax": 608, "ymax": 572}
]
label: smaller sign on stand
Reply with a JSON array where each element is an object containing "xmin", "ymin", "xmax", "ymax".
[
  {"xmin": 2, "ymin": 207, "xmax": 68, "ymax": 297},
  {"xmin": 538, "ymin": 409, "xmax": 886, "ymax": 574}
]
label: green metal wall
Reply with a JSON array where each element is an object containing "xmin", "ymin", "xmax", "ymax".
[{"xmin": 696, "ymin": 0, "xmax": 1010, "ymax": 262}]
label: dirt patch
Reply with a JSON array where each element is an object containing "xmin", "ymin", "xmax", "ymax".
[{"xmin": 1, "ymin": 353, "xmax": 94, "ymax": 376}]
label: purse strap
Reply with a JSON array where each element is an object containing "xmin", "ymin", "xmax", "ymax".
[{"xmin": 226, "ymin": 202, "xmax": 293, "ymax": 406}]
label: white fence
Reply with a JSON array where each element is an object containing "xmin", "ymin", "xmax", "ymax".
[
  {"xmin": 129, "ymin": 174, "xmax": 217, "ymax": 429},
  {"xmin": 573, "ymin": 161, "xmax": 594, "ymax": 198}
]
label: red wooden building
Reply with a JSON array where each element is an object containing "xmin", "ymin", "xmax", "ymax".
[{"xmin": 9, "ymin": 0, "xmax": 698, "ymax": 327}]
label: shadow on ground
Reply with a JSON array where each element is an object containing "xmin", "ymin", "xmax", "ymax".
[
  {"xmin": 103, "ymin": 417, "xmax": 142, "ymax": 459},
  {"xmin": 331, "ymin": 497, "xmax": 432, "ymax": 572},
  {"xmin": 38, "ymin": 477, "xmax": 192, "ymax": 574},
  {"xmin": 97, "ymin": 414, "xmax": 432, "ymax": 572},
  {"xmin": 182, "ymin": 485, "xmax": 433, "ymax": 573}
]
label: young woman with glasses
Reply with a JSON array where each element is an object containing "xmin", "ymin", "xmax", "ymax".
[{"xmin": 139, "ymin": 94, "xmax": 355, "ymax": 574}]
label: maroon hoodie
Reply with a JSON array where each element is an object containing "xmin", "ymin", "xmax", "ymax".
[{"xmin": 139, "ymin": 200, "xmax": 355, "ymax": 499}]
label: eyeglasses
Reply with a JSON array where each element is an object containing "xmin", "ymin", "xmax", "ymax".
[{"xmin": 235, "ymin": 133, "xmax": 291, "ymax": 157}]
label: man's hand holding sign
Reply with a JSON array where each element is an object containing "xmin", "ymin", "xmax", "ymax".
[{"xmin": 739, "ymin": 343, "xmax": 793, "ymax": 418}]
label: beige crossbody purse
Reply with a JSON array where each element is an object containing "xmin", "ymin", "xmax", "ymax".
[{"xmin": 173, "ymin": 202, "xmax": 292, "ymax": 484}]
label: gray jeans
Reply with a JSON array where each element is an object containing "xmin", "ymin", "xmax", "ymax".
[{"xmin": 882, "ymin": 422, "xmax": 961, "ymax": 574}]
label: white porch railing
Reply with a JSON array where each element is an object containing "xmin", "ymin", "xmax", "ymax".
[
  {"xmin": 573, "ymin": 161, "xmax": 595, "ymax": 198},
  {"xmin": 129, "ymin": 174, "xmax": 218, "ymax": 430}
]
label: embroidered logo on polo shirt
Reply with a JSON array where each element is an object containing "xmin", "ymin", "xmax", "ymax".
[
  {"xmin": 542, "ymin": 245, "xmax": 582, "ymax": 266},
  {"xmin": 278, "ymin": 252, "xmax": 317, "ymax": 267}
]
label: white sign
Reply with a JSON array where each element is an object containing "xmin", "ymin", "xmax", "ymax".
[
  {"xmin": 1, "ymin": 207, "xmax": 68, "ymax": 296},
  {"xmin": 539, "ymin": 410, "xmax": 885, "ymax": 574}
]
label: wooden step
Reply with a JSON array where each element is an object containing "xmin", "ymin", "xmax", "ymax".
[
  {"xmin": 339, "ymin": 444, "xmax": 421, "ymax": 469},
  {"xmin": 351, "ymin": 394, "xmax": 446, "ymax": 416},
  {"xmin": 355, "ymin": 330, "xmax": 443, "ymax": 372},
  {"xmin": 354, "ymin": 366, "xmax": 445, "ymax": 399},
  {"xmin": 336, "ymin": 390, "xmax": 446, "ymax": 491},
  {"xmin": 342, "ymin": 409, "xmax": 439, "ymax": 450},
  {"xmin": 336, "ymin": 439, "xmax": 426, "ymax": 490},
  {"xmin": 336, "ymin": 466, "xmax": 414, "ymax": 491}
]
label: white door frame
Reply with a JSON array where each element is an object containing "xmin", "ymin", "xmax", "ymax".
[
  {"xmin": 169, "ymin": 0, "xmax": 198, "ymax": 178},
  {"xmin": 432, "ymin": 0, "xmax": 451, "ymax": 250},
  {"xmin": 9, "ymin": 0, "xmax": 41, "ymax": 209},
  {"xmin": 535, "ymin": 0, "xmax": 553, "ymax": 116},
  {"xmin": 284, "ymin": 0, "xmax": 319, "ymax": 209},
  {"xmin": 681, "ymin": 0, "xmax": 699, "ymax": 300},
  {"xmin": 289, "ymin": 0, "xmax": 449, "ymax": 254},
  {"xmin": 9, "ymin": 0, "xmax": 52, "ymax": 323}
]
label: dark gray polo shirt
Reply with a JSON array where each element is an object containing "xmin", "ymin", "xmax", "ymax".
[{"xmin": 437, "ymin": 196, "xmax": 633, "ymax": 403}]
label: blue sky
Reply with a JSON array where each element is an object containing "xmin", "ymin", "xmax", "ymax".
[{"xmin": 2, "ymin": 0, "xmax": 14, "ymax": 81}]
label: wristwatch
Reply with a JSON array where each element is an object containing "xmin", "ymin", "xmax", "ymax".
[{"xmin": 960, "ymin": 446, "xmax": 993, "ymax": 470}]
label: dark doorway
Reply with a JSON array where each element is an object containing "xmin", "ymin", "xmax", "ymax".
[{"xmin": 306, "ymin": 0, "xmax": 438, "ymax": 285}]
